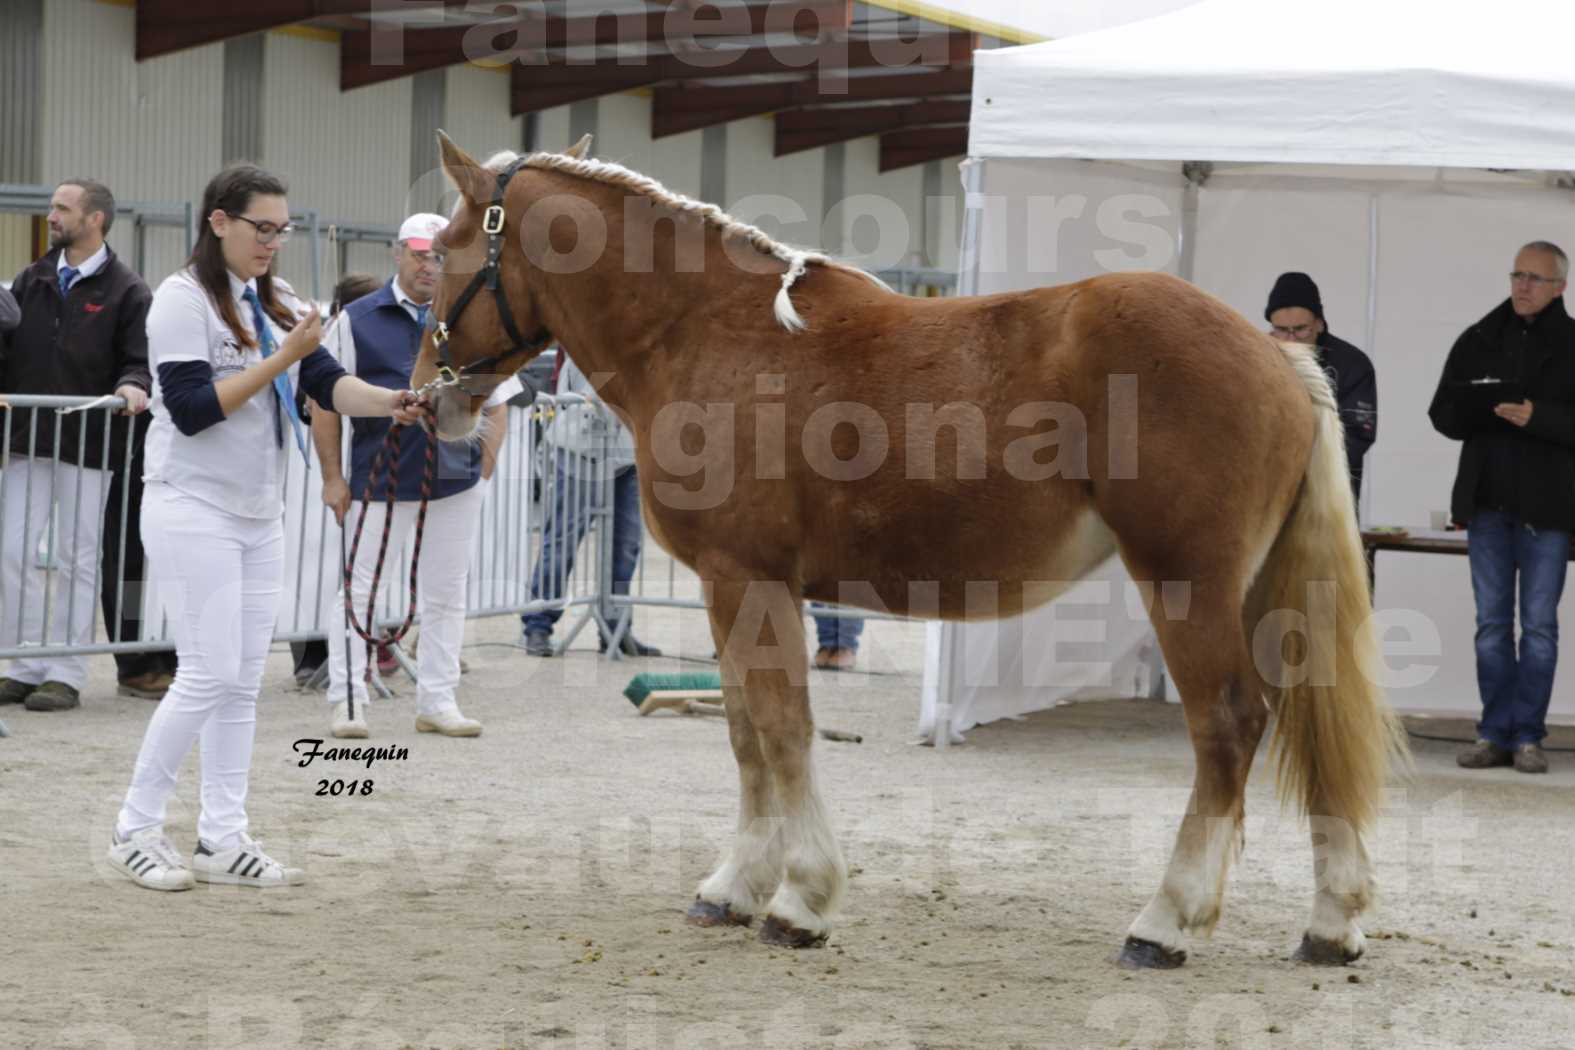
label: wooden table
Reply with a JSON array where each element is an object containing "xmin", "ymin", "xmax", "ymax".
[{"xmin": 1362, "ymin": 528, "xmax": 1468, "ymax": 559}]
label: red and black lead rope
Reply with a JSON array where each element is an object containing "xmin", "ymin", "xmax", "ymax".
[{"xmin": 341, "ymin": 415, "xmax": 438, "ymax": 684}]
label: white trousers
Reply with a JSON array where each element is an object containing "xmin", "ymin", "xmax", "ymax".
[
  {"xmin": 0, "ymin": 458, "xmax": 109, "ymax": 689},
  {"xmin": 117, "ymin": 486, "xmax": 282, "ymax": 848},
  {"xmin": 325, "ymin": 484, "xmax": 482, "ymax": 716}
]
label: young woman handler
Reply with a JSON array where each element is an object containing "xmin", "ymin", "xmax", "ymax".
[{"xmin": 108, "ymin": 165, "xmax": 426, "ymax": 891}]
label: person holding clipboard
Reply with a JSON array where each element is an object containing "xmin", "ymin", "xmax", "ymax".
[
  {"xmin": 1429, "ymin": 241, "xmax": 1575, "ymax": 775},
  {"xmin": 106, "ymin": 165, "xmax": 428, "ymax": 891}
]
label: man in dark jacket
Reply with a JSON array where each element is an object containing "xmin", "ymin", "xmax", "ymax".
[
  {"xmin": 0, "ymin": 178, "xmax": 152, "ymax": 712},
  {"xmin": 1265, "ymin": 272, "xmax": 1378, "ymax": 502},
  {"xmin": 1429, "ymin": 241, "xmax": 1575, "ymax": 775}
]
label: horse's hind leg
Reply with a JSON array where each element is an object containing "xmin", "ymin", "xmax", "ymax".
[
  {"xmin": 1120, "ymin": 590, "xmax": 1268, "ymax": 969},
  {"xmin": 687, "ymin": 600, "xmax": 784, "ymax": 928}
]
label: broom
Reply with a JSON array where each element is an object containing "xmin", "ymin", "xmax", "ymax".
[{"xmin": 622, "ymin": 672, "xmax": 862, "ymax": 743}]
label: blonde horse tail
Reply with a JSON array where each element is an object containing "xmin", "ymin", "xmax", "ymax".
[{"xmin": 1252, "ymin": 344, "xmax": 1409, "ymax": 841}]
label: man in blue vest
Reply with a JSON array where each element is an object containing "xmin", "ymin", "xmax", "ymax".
[{"xmin": 313, "ymin": 213, "xmax": 517, "ymax": 739}]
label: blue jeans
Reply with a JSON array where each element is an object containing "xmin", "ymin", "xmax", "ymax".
[
  {"xmin": 810, "ymin": 605, "xmax": 865, "ymax": 651},
  {"xmin": 1467, "ymin": 509, "xmax": 1570, "ymax": 748},
  {"xmin": 522, "ymin": 459, "xmax": 642, "ymax": 638}
]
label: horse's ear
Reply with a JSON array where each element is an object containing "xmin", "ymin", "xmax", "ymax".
[
  {"xmin": 564, "ymin": 133, "xmax": 593, "ymax": 160},
  {"xmin": 436, "ymin": 129, "xmax": 492, "ymax": 205}
]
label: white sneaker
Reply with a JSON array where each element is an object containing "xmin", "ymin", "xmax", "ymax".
[
  {"xmin": 330, "ymin": 700, "xmax": 369, "ymax": 738},
  {"xmin": 415, "ymin": 709, "xmax": 482, "ymax": 737},
  {"xmin": 108, "ymin": 828, "xmax": 195, "ymax": 892},
  {"xmin": 192, "ymin": 835, "xmax": 306, "ymax": 887}
]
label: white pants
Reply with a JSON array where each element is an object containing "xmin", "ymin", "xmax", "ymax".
[
  {"xmin": 0, "ymin": 458, "xmax": 109, "ymax": 690},
  {"xmin": 117, "ymin": 486, "xmax": 282, "ymax": 848},
  {"xmin": 325, "ymin": 484, "xmax": 482, "ymax": 716}
]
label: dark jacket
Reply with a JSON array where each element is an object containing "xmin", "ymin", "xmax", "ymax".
[
  {"xmin": 1428, "ymin": 296, "xmax": 1575, "ymax": 531},
  {"xmin": 0, "ymin": 283, "xmax": 18, "ymax": 334},
  {"xmin": 344, "ymin": 281, "xmax": 481, "ymax": 502},
  {"xmin": 2, "ymin": 247, "xmax": 152, "ymax": 467},
  {"xmin": 1314, "ymin": 330, "xmax": 1377, "ymax": 486}
]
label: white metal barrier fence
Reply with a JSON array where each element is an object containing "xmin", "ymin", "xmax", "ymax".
[{"xmin": 0, "ymin": 393, "xmax": 613, "ymax": 664}]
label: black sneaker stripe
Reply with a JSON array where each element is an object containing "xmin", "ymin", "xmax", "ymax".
[
  {"xmin": 242, "ymin": 857, "xmax": 263, "ymax": 880},
  {"xmin": 126, "ymin": 849, "xmax": 143, "ymax": 867},
  {"xmin": 136, "ymin": 858, "xmax": 157, "ymax": 876},
  {"xmin": 228, "ymin": 853, "xmax": 248, "ymax": 875}
]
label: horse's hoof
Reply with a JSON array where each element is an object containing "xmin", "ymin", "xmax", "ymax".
[
  {"xmin": 758, "ymin": 915, "xmax": 827, "ymax": 948},
  {"xmin": 1117, "ymin": 936, "xmax": 1187, "ymax": 970},
  {"xmin": 686, "ymin": 898, "xmax": 752, "ymax": 928},
  {"xmin": 1293, "ymin": 933, "xmax": 1363, "ymax": 966}
]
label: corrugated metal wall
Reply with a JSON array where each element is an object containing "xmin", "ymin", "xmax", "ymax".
[
  {"xmin": 40, "ymin": 0, "xmax": 221, "ymax": 286},
  {"xmin": 598, "ymin": 93, "xmax": 703, "ymax": 200},
  {"xmin": 443, "ymin": 65, "xmax": 523, "ymax": 165},
  {"xmin": 13, "ymin": 1, "xmax": 963, "ymax": 295},
  {"xmin": 408, "ymin": 69, "xmax": 446, "ymax": 213},
  {"xmin": 1, "ymin": 0, "xmax": 43, "ymax": 185},
  {"xmin": 727, "ymin": 115, "xmax": 824, "ymax": 248},
  {"xmin": 222, "ymin": 35, "xmax": 264, "ymax": 164},
  {"xmin": 262, "ymin": 32, "xmax": 411, "ymax": 296}
]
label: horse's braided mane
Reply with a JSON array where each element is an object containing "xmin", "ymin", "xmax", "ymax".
[{"xmin": 481, "ymin": 149, "xmax": 889, "ymax": 332}]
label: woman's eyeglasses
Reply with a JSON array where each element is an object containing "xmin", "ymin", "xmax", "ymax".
[
  {"xmin": 228, "ymin": 213, "xmax": 295, "ymax": 245},
  {"xmin": 1270, "ymin": 323, "xmax": 1318, "ymax": 339}
]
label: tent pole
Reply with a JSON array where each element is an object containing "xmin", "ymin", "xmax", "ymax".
[
  {"xmin": 922, "ymin": 157, "xmax": 988, "ymax": 750},
  {"xmin": 1361, "ymin": 193, "xmax": 1380, "ymax": 527}
]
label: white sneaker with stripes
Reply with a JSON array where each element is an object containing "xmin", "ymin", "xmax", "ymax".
[
  {"xmin": 108, "ymin": 828, "xmax": 195, "ymax": 891},
  {"xmin": 192, "ymin": 835, "xmax": 306, "ymax": 887}
]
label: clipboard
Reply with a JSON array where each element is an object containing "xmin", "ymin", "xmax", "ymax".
[{"xmin": 1449, "ymin": 378, "xmax": 1526, "ymax": 419}]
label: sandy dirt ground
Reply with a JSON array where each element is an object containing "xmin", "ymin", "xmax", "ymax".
[{"xmin": 3, "ymin": 605, "xmax": 1575, "ymax": 1050}]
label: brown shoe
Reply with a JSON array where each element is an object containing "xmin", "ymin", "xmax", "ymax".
[
  {"xmin": 814, "ymin": 647, "xmax": 856, "ymax": 672},
  {"xmin": 1513, "ymin": 743, "xmax": 1549, "ymax": 775},
  {"xmin": 118, "ymin": 671, "xmax": 174, "ymax": 701},
  {"xmin": 24, "ymin": 680, "xmax": 80, "ymax": 711},
  {"xmin": 0, "ymin": 677, "xmax": 37, "ymax": 705},
  {"xmin": 1456, "ymin": 739, "xmax": 1512, "ymax": 769}
]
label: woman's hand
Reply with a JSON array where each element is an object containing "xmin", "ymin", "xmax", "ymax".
[
  {"xmin": 389, "ymin": 388, "xmax": 428, "ymax": 425},
  {"xmin": 279, "ymin": 308, "xmax": 323, "ymax": 363},
  {"xmin": 322, "ymin": 476, "xmax": 351, "ymax": 525}
]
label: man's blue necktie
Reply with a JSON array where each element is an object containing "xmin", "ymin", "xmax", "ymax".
[
  {"xmin": 414, "ymin": 302, "xmax": 430, "ymax": 332},
  {"xmin": 58, "ymin": 266, "xmax": 79, "ymax": 296},
  {"xmin": 241, "ymin": 287, "xmax": 307, "ymax": 460}
]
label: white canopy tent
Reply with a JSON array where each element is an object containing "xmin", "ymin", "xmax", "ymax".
[{"xmin": 919, "ymin": 0, "xmax": 1575, "ymax": 743}]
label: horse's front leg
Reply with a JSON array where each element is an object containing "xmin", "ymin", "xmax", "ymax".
[
  {"xmin": 693, "ymin": 576, "xmax": 845, "ymax": 947},
  {"xmin": 686, "ymin": 636, "xmax": 781, "ymax": 928}
]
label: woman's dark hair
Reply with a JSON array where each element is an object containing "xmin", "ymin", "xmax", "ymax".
[
  {"xmin": 189, "ymin": 164, "xmax": 299, "ymax": 349},
  {"xmin": 330, "ymin": 273, "xmax": 382, "ymax": 316}
]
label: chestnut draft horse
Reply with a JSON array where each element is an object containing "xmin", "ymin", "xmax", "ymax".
[{"xmin": 415, "ymin": 132, "xmax": 1408, "ymax": 968}]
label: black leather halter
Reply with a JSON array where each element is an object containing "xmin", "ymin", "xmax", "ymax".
[{"xmin": 426, "ymin": 157, "xmax": 551, "ymax": 395}]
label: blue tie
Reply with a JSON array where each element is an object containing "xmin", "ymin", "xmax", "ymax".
[
  {"xmin": 59, "ymin": 266, "xmax": 79, "ymax": 296},
  {"xmin": 414, "ymin": 302, "xmax": 430, "ymax": 333},
  {"xmin": 241, "ymin": 287, "xmax": 307, "ymax": 460}
]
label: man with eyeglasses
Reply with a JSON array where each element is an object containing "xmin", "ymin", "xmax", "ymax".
[
  {"xmin": 0, "ymin": 178, "xmax": 152, "ymax": 712},
  {"xmin": 1265, "ymin": 272, "xmax": 1377, "ymax": 504},
  {"xmin": 312, "ymin": 212, "xmax": 519, "ymax": 740},
  {"xmin": 1430, "ymin": 241, "xmax": 1575, "ymax": 775}
]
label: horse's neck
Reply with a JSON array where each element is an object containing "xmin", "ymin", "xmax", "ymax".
[{"xmin": 531, "ymin": 207, "xmax": 766, "ymax": 420}]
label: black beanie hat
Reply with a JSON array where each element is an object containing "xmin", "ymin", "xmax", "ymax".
[{"xmin": 1265, "ymin": 272, "xmax": 1323, "ymax": 322}]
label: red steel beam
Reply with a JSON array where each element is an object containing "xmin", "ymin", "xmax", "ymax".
[
  {"xmin": 650, "ymin": 65, "xmax": 972, "ymax": 137},
  {"xmin": 774, "ymin": 97, "xmax": 970, "ymax": 155},
  {"xmin": 878, "ymin": 125, "xmax": 968, "ymax": 172},
  {"xmin": 136, "ymin": 1, "xmax": 469, "ymax": 61},
  {"xmin": 342, "ymin": 0, "xmax": 852, "ymax": 91}
]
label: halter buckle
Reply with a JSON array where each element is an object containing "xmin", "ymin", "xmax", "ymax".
[
  {"xmin": 482, "ymin": 205, "xmax": 506, "ymax": 235},
  {"xmin": 432, "ymin": 321, "xmax": 450, "ymax": 346}
]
